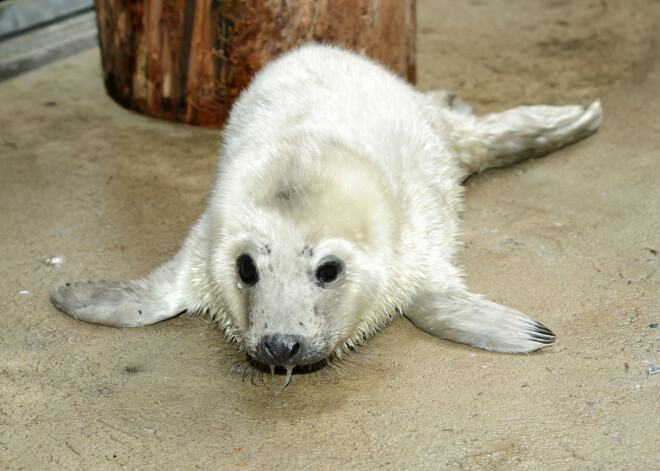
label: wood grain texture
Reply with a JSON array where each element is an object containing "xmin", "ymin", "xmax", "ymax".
[{"xmin": 95, "ymin": 0, "xmax": 416, "ymax": 127}]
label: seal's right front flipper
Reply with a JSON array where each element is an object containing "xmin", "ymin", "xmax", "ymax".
[
  {"xmin": 404, "ymin": 292, "xmax": 556, "ymax": 353},
  {"xmin": 51, "ymin": 217, "xmax": 209, "ymax": 328},
  {"xmin": 50, "ymin": 258, "xmax": 187, "ymax": 327}
]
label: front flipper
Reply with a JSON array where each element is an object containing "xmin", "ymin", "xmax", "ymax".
[
  {"xmin": 51, "ymin": 217, "xmax": 209, "ymax": 328},
  {"xmin": 51, "ymin": 281, "xmax": 176, "ymax": 327},
  {"xmin": 50, "ymin": 259, "xmax": 186, "ymax": 327},
  {"xmin": 405, "ymin": 292, "xmax": 556, "ymax": 353}
]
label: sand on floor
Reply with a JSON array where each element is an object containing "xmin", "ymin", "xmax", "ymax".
[{"xmin": 1, "ymin": 0, "xmax": 658, "ymax": 469}]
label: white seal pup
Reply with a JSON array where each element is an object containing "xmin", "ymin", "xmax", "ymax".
[{"xmin": 51, "ymin": 44, "xmax": 602, "ymax": 383}]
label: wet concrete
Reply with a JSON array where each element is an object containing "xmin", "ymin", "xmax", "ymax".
[{"xmin": 1, "ymin": 0, "xmax": 659, "ymax": 469}]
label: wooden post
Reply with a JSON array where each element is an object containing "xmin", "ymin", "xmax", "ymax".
[{"xmin": 95, "ymin": 0, "xmax": 416, "ymax": 128}]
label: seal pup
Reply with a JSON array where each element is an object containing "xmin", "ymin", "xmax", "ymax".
[{"xmin": 51, "ymin": 44, "xmax": 602, "ymax": 386}]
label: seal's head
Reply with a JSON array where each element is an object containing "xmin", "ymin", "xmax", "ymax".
[{"xmin": 208, "ymin": 140, "xmax": 403, "ymax": 370}]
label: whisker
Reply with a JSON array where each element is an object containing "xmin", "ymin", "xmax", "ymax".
[
  {"xmin": 304, "ymin": 213, "xmax": 334, "ymax": 247},
  {"xmin": 231, "ymin": 214, "xmax": 270, "ymax": 252}
]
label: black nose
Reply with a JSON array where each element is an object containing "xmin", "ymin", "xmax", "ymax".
[{"xmin": 260, "ymin": 334, "xmax": 305, "ymax": 365}]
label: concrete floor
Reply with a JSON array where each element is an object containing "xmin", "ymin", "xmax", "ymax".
[{"xmin": 1, "ymin": 0, "xmax": 659, "ymax": 469}]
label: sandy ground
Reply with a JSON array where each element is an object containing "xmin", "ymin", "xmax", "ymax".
[{"xmin": 1, "ymin": 0, "xmax": 659, "ymax": 469}]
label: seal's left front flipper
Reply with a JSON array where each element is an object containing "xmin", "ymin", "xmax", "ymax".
[{"xmin": 404, "ymin": 292, "xmax": 556, "ymax": 353}]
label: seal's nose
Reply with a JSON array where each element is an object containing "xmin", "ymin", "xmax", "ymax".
[{"xmin": 260, "ymin": 334, "xmax": 305, "ymax": 365}]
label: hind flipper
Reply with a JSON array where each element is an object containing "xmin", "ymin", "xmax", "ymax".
[
  {"xmin": 425, "ymin": 90, "xmax": 475, "ymax": 115},
  {"xmin": 404, "ymin": 291, "xmax": 556, "ymax": 353},
  {"xmin": 437, "ymin": 97, "xmax": 602, "ymax": 174}
]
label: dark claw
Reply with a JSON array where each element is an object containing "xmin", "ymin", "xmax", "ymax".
[
  {"xmin": 528, "ymin": 320, "xmax": 557, "ymax": 343},
  {"xmin": 530, "ymin": 320, "xmax": 555, "ymax": 335},
  {"xmin": 529, "ymin": 332, "xmax": 556, "ymax": 344},
  {"xmin": 536, "ymin": 326, "xmax": 554, "ymax": 336}
]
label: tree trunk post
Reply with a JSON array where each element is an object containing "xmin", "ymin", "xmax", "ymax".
[{"xmin": 95, "ymin": 0, "xmax": 416, "ymax": 127}]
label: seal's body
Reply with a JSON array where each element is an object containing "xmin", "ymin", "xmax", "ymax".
[{"xmin": 52, "ymin": 45, "xmax": 602, "ymax": 377}]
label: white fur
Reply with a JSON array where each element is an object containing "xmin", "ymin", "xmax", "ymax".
[{"xmin": 52, "ymin": 44, "xmax": 602, "ymax": 367}]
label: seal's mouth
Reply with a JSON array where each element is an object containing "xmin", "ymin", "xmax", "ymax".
[
  {"xmin": 236, "ymin": 332, "xmax": 363, "ymax": 390},
  {"xmin": 242, "ymin": 355, "xmax": 334, "ymax": 391},
  {"xmin": 245, "ymin": 333, "xmax": 337, "ymax": 380}
]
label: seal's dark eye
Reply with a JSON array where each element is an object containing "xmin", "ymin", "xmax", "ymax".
[
  {"xmin": 237, "ymin": 254, "xmax": 258, "ymax": 286},
  {"xmin": 316, "ymin": 259, "xmax": 343, "ymax": 285}
]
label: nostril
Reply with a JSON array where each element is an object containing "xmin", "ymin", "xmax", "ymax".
[
  {"xmin": 261, "ymin": 334, "xmax": 305, "ymax": 365},
  {"xmin": 289, "ymin": 341, "xmax": 300, "ymax": 358}
]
